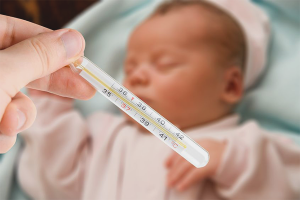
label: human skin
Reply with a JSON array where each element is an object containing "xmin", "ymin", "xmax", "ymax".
[
  {"xmin": 122, "ymin": 6, "xmax": 244, "ymax": 191},
  {"xmin": 28, "ymin": 5, "xmax": 244, "ymax": 191},
  {"xmin": 122, "ymin": 6, "xmax": 243, "ymax": 131},
  {"xmin": 0, "ymin": 15, "xmax": 96, "ymax": 153}
]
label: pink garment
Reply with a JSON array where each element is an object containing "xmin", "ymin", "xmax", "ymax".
[{"xmin": 18, "ymin": 97, "xmax": 300, "ymax": 200}]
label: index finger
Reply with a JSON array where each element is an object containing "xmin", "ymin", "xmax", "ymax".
[{"xmin": 0, "ymin": 14, "xmax": 51, "ymax": 49}]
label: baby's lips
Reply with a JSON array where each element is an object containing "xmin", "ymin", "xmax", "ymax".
[{"xmin": 136, "ymin": 95, "xmax": 152, "ymax": 104}]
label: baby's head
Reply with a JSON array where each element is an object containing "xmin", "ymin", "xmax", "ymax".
[{"xmin": 123, "ymin": 0, "xmax": 268, "ymax": 130}]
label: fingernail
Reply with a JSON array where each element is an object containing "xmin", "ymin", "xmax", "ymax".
[
  {"xmin": 61, "ymin": 31, "xmax": 83, "ymax": 59},
  {"xmin": 17, "ymin": 109, "xmax": 26, "ymax": 130}
]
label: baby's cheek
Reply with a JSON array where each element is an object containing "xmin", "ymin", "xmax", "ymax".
[
  {"xmin": 160, "ymin": 82, "xmax": 193, "ymax": 105},
  {"xmin": 157, "ymin": 85, "xmax": 192, "ymax": 117}
]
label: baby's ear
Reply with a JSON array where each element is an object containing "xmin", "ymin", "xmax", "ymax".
[{"xmin": 220, "ymin": 66, "xmax": 244, "ymax": 105}]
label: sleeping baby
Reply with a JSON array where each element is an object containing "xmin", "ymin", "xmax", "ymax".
[{"xmin": 18, "ymin": 0, "xmax": 300, "ymax": 199}]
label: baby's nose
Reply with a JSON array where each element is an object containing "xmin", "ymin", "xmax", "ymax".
[{"xmin": 127, "ymin": 64, "xmax": 150, "ymax": 86}]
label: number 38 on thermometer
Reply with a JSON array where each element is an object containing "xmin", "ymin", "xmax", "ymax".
[{"xmin": 70, "ymin": 56, "xmax": 209, "ymax": 168}]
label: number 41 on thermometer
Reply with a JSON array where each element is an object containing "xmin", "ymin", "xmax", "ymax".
[{"xmin": 70, "ymin": 56, "xmax": 209, "ymax": 168}]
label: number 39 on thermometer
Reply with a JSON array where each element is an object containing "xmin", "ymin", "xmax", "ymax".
[{"xmin": 70, "ymin": 56, "xmax": 209, "ymax": 168}]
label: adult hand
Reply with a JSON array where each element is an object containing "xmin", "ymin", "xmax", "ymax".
[{"xmin": 0, "ymin": 15, "xmax": 96, "ymax": 153}]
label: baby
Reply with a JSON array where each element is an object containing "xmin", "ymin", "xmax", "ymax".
[{"xmin": 18, "ymin": 1, "xmax": 300, "ymax": 200}]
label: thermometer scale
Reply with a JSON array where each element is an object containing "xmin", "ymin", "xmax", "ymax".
[{"xmin": 70, "ymin": 56, "xmax": 209, "ymax": 168}]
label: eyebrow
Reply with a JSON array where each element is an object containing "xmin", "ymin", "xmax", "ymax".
[
  {"xmin": 152, "ymin": 45, "xmax": 184, "ymax": 54},
  {"xmin": 125, "ymin": 44, "xmax": 191, "ymax": 65}
]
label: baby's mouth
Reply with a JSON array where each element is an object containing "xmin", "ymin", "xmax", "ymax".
[{"xmin": 136, "ymin": 95, "xmax": 152, "ymax": 105}]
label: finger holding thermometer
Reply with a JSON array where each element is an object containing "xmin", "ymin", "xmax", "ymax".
[{"xmin": 69, "ymin": 56, "xmax": 209, "ymax": 168}]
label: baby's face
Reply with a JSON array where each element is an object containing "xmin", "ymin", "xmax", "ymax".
[{"xmin": 123, "ymin": 8, "xmax": 229, "ymax": 130}]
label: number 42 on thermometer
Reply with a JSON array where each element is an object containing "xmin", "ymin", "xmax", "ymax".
[{"xmin": 70, "ymin": 56, "xmax": 209, "ymax": 168}]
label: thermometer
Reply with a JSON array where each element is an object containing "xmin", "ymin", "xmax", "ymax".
[{"xmin": 70, "ymin": 56, "xmax": 209, "ymax": 168}]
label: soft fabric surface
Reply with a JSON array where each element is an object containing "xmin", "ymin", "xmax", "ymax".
[
  {"xmin": 68, "ymin": 0, "xmax": 300, "ymax": 137},
  {"xmin": 237, "ymin": 0, "xmax": 300, "ymax": 141},
  {"xmin": 0, "ymin": 0, "xmax": 299, "ymax": 199}
]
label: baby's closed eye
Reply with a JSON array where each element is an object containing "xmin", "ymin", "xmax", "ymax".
[
  {"xmin": 157, "ymin": 56, "xmax": 178, "ymax": 66},
  {"xmin": 155, "ymin": 56, "xmax": 183, "ymax": 70}
]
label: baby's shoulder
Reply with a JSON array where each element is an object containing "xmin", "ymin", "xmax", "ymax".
[
  {"xmin": 237, "ymin": 119, "xmax": 262, "ymax": 131},
  {"xmin": 234, "ymin": 120, "xmax": 287, "ymax": 141}
]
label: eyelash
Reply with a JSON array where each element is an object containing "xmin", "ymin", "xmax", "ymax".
[
  {"xmin": 156, "ymin": 61, "xmax": 180, "ymax": 69},
  {"xmin": 124, "ymin": 58, "xmax": 180, "ymax": 74}
]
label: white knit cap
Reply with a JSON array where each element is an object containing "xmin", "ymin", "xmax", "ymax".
[{"xmin": 201, "ymin": 0, "xmax": 270, "ymax": 89}]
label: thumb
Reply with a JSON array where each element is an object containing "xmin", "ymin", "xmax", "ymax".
[{"xmin": 0, "ymin": 29, "xmax": 85, "ymax": 96}]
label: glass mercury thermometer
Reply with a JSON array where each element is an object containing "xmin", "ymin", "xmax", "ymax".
[{"xmin": 70, "ymin": 56, "xmax": 209, "ymax": 168}]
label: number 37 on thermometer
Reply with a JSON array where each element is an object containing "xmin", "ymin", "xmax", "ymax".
[{"xmin": 71, "ymin": 56, "xmax": 209, "ymax": 168}]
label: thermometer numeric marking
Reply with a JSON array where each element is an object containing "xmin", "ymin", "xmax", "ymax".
[
  {"xmin": 70, "ymin": 56, "xmax": 209, "ymax": 168},
  {"xmin": 81, "ymin": 65, "xmax": 186, "ymax": 148}
]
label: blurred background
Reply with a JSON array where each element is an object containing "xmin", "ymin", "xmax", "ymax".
[
  {"xmin": 0, "ymin": 0, "xmax": 98, "ymax": 29},
  {"xmin": 0, "ymin": 1, "xmax": 99, "ymax": 199},
  {"xmin": 0, "ymin": 0, "xmax": 299, "ymax": 199}
]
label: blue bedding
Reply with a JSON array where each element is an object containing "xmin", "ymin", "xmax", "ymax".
[{"xmin": 1, "ymin": 0, "xmax": 299, "ymax": 199}]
